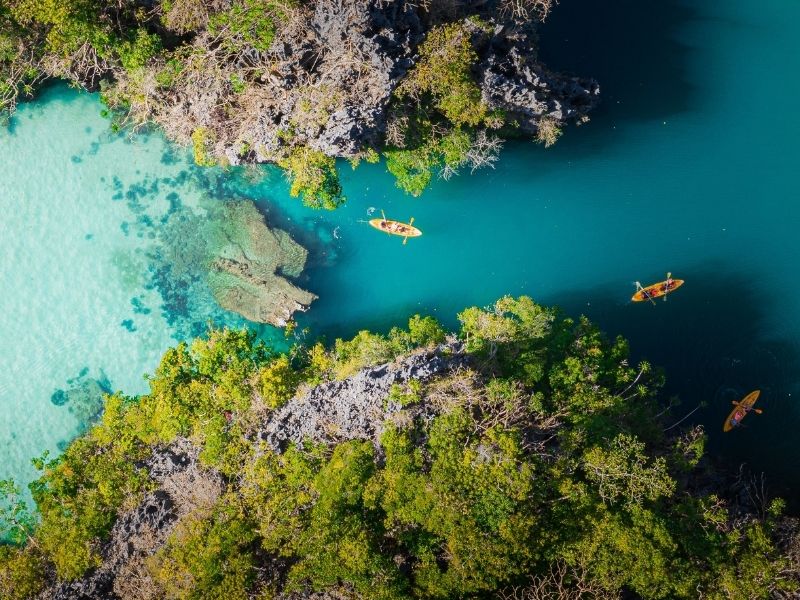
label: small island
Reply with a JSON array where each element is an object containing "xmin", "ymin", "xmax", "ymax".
[{"xmin": 1, "ymin": 297, "xmax": 799, "ymax": 598}]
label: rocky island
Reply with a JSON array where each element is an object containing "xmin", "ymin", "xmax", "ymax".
[
  {"xmin": 2, "ymin": 297, "xmax": 799, "ymax": 599},
  {"xmin": 0, "ymin": 0, "xmax": 598, "ymax": 206}
]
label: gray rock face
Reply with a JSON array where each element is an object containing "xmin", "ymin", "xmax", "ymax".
[
  {"xmin": 299, "ymin": 0, "xmax": 424, "ymax": 155},
  {"xmin": 141, "ymin": 438, "xmax": 196, "ymax": 482},
  {"xmin": 130, "ymin": 0, "xmax": 597, "ymax": 164},
  {"xmin": 43, "ymin": 442, "xmax": 195, "ymax": 600},
  {"xmin": 477, "ymin": 22, "xmax": 600, "ymax": 134},
  {"xmin": 261, "ymin": 341, "xmax": 469, "ymax": 452},
  {"xmin": 213, "ymin": 0, "xmax": 427, "ymax": 164},
  {"xmin": 280, "ymin": 4, "xmax": 598, "ymax": 158},
  {"xmin": 312, "ymin": 106, "xmax": 383, "ymax": 157}
]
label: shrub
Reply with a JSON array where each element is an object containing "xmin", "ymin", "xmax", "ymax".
[
  {"xmin": 257, "ymin": 355, "xmax": 299, "ymax": 409},
  {"xmin": 536, "ymin": 116, "xmax": 563, "ymax": 148},
  {"xmin": 395, "ymin": 23, "xmax": 489, "ymax": 128},
  {"xmin": 0, "ymin": 545, "xmax": 45, "ymax": 600},
  {"xmin": 148, "ymin": 494, "xmax": 257, "ymax": 599},
  {"xmin": 191, "ymin": 127, "xmax": 217, "ymax": 167},
  {"xmin": 278, "ymin": 146, "xmax": 344, "ymax": 209},
  {"xmin": 208, "ymin": 0, "xmax": 294, "ymax": 55},
  {"xmin": 385, "ymin": 128, "xmax": 473, "ymax": 196},
  {"xmin": 118, "ymin": 29, "xmax": 162, "ymax": 72}
]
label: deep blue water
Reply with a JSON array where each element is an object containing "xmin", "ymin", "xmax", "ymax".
[
  {"xmin": 2, "ymin": 0, "xmax": 799, "ymax": 503},
  {"xmin": 236, "ymin": 0, "xmax": 800, "ymax": 500}
]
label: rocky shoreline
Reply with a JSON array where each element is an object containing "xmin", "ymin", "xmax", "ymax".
[
  {"xmin": 6, "ymin": 297, "xmax": 800, "ymax": 599},
  {"xmin": 2, "ymin": 0, "xmax": 600, "ymax": 204},
  {"xmin": 36, "ymin": 337, "xmax": 800, "ymax": 599}
]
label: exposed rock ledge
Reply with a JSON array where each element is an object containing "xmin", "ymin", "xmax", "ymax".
[
  {"xmin": 41, "ymin": 342, "xmax": 468, "ymax": 600},
  {"xmin": 99, "ymin": 0, "xmax": 599, "ymax": 167},
  {"xmin": 260, "ymin": 340, "xmax": 469, "ymax": 452}
]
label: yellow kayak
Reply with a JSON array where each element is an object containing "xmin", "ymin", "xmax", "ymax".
[
  {"xmin": 369, "ymin": 212, "xmax": 421, "ymax": 244},
  {"xmin": 723, "ymin": 390, "xmax": 761, "ymax": 432},
  {"xmin": 632, "ymin": 275, "xmax": 684, "ymax": 302}
]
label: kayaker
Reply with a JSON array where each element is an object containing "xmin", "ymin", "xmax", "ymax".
[{"xmin": 730, "ymin": 405, "xmax": 753, "ymax": 427}]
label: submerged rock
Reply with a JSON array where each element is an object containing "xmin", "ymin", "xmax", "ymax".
[
  {"xmin": 205, "ymin": 201, "xmax": 317, "ymax": 326},
  {"xmin": 135, "ymin": 189, "xmax": 315, "ymax": 331},
  {"xmin": 50, "ymin": 370, "xmax": 113, "ymax": 432}
]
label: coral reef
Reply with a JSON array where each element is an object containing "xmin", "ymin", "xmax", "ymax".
[
  {"xmin": 206, "ymin": 201, "xmax": 317, "ymax": 326},
  {"xmin": 112, "ymin": 168, "xmax": 315, "ymax": 330}
]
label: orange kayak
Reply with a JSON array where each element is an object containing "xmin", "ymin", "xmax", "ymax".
[
  {"xmin": 369, "ymin": 218, "xmax": 422, "ymax": 239},
  {"xmin": 632, "ymin": 278, "xmax": 684, "ymax": 302},
  {"xmin": 723, "ymin": 390, "xmax": 760, "ymax": 432}
]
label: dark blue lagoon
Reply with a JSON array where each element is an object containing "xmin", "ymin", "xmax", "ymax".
[{"xmin": 2, "ymin": 0, "xmax": 800, "ymax": 501}]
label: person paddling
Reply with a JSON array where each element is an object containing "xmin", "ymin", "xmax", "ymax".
[
  {"xmin": 724, "ymin": 390, "xmax": 763, "ymax": 432},
  {"xmin": 729, "ymin": 405, "xmax": 753, "ymax": 428}
]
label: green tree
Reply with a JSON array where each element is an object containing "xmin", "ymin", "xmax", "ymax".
[
  {"xmin": 0, "ymin": 479, "xmax": 35, "ymax": 545},
  {"xmin": 149, "ymin": 493, "xmax": 257, "ymax": 599},
  {"xmin": 395, "ymin": 23, "xmax": 489, "ymax": 128},
  {"xmin": 278, "ymin": 146, "xmax": 344, "ymax": 209},
  {"xmin": 2, "ymin": 297, "xmax": 796, "ymax": 598},
  {"xmin": 0, "ymin": 545, "xmax": 46, "ymax": 600}
]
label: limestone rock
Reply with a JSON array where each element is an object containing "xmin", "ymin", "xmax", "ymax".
[
  {"xmin": 43, "ymin": 442, "xmax": 200, "ymax": 600},
  {"xmin": 476, "ymin": 21, "xmax": 600, "ymax": 134},
  {"xmin": 260, "ymin": 341, "xmax": 469, "ymax": 451},
  {"xmin": 37, "ymin": 343, "xmax": 470, "ymax": 598}
]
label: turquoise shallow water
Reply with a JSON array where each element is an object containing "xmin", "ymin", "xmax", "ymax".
[
  {"xmin": 0, "ymin": 90, "xmax": 275, "ymax": 493},
  {"xmin": 2, "ymin": 0, "xmax": 800, "ymax": 501}
]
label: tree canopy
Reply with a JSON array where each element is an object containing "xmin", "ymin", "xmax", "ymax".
[{"xmin": 2, "ymin": 297, "xmax": 797, "ymax": 599}]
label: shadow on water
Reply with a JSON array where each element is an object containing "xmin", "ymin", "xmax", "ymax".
[
  {"xmin": 539, "ymin": 0, "xmax": 699, "ymax": 122},
  {"xmin": 530, "ymin": 0, "xmax": 706, "ymax": 168},
  {"xmin": 547, "ymin": 263, "xmax": 800, "ymax": 509}
]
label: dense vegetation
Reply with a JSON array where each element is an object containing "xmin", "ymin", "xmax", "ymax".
[
  {"xmin": 2, "ymin": 296, "xmax": 799, "ymax": 598},
  {"xmin": 0, "ymin": 0, "xmax": 570, "ymax": 207}
]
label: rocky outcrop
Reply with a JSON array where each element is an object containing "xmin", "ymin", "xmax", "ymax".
[
  {"xmin": 298, "ymin": 0, "xmax": 425, "ymax": 157},
  {"xmin": 181, "ymin": 0, "xmax": 429, "ymax": 164},
  {"xmin": 6, "ymin": 1, "xmax": 600, "ymax": 189},
  {"xmin": 261, "ymin": 341, "xmax": 469, "ymax": 452},
  {"xmin": 39, "ymin": 343, "xmax": 468, "ymax": 599},
  {"xmin": 227, "ymin": 2, "xmax": 599, "ymax": 162},
  {"xmin": 206, "ymin": 200, "xmax": 317, "ymax": 326},
  {"xmin": 42, "ymin": 440, "xmax": 210, "ymax": 600},
  {"xmin": 476, "ymin": 22, "xmax": 600, "ymax": 134},
  {"xmin": 106, "ymin": 0, "xmax": 598, "ymax": 166}
]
